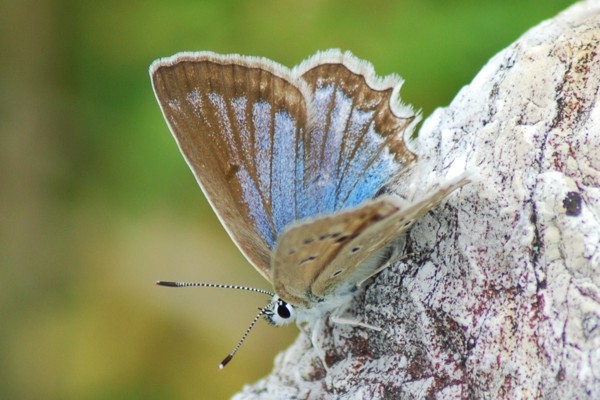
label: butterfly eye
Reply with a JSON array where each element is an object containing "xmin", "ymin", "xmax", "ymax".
[
  {"xmin": 277, "ymin": 302, "xmax": 292, "ymax": 319},
  {"xmin": 262, "ymin": 297, "xmax": 296, "ymax": 326}
]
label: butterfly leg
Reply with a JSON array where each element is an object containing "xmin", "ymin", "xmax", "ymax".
[
  {"xmin": 330, "ymin": 314, "xmax": 382, "ymax": 331},
  {"xmin": 329, "ymin": 306, "xmax": 384, "ymax": 332},
  {"xmin": 298, "ymin": 318, "xmax": 331, "ymax": 373}
]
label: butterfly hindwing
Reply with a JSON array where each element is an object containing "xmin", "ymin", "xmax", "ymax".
[
  {"xmin": 272, "ymin": 174, "xmax": 470, "ymax": 306},
  {"xmin": 312, "ymin": 174, "xmax": 471, "ymax": 297},
  {"xmin": 293, "ymin": 52, "xmax": 419, "ymax": 219},
  {"xmin": 271, "ymin": 197, "xmax": 402, "ymax": 306}
]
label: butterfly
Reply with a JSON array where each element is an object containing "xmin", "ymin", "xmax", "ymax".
[{"xmin": 149, "ymin": 49, "xmax": 469, "ymax": 367}]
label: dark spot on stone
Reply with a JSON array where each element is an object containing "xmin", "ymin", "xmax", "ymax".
[
  {"xmin": 467, "ymin": 336, "xmax": 476, "ymax": 351},
  {"xmin": 582, "ymin": 313, "xmax": 599, "ymax": 338},
  {"xmin": 538, "ymin": 278, "xmax": 547, "ymax": 290},
  {"xmin": 351, "ymin": 247, "xmax": 361, "ymax": 253},
  {"xmin": 563, "ymin": 191, "xmax": 582, "ymax": 216},
  {"xmin": 556, "ymin": 366, "xmax": 566, "ymax": 382},
  {"xmin": 324, "ymin": 348, "xmax": 345, "ymax": 369}
]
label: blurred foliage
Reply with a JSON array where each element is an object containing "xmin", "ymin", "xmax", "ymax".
[{"xmin": 1, "ymin": 0, "xmax": 575, "ymax": 399}]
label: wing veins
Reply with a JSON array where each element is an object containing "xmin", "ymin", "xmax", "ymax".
[
  {"xmin": 336, "ymin": 116, "xmax": 414, "ymax": 207},
  {"xmin": 332, "ymin": 91, "xmax": 358, "ymax": 206}
]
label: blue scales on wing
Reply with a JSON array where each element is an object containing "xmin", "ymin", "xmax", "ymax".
[{"xmin": 150, "ymin": 50, "xmax": 418, "ymax": 281}]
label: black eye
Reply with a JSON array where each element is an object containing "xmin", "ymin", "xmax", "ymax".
[{"xmin": 277, "ymin": 302, "xmax": 291, "ymax": 319}]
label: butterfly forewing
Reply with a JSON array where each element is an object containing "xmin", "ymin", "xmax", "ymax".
[{"xmin": 151, "ymin": 53, "xmax": 311, "ymax": 281}]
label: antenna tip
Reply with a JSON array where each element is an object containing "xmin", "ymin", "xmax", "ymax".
[
  {"xmin": 156, "ymin": 281, "xmax": 178, "ymax": 287},
  {"xmin": 219, "ymin": 354, "xmax": 233, "ymax": 369}
]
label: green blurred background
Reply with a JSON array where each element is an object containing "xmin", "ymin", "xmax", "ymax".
[{"xmin": 1, "ymin": 1, "xmax": 575, "ymax": 399}]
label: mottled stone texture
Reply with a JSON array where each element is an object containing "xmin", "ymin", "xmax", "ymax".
[{"xmin": 235, "ymin": 1, "xmax": 600, "ymax": 398}]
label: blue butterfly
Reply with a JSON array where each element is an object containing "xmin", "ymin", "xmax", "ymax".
[{"xmin": 150, "ymin": 50, "xmax": 469, "ymax": 367}]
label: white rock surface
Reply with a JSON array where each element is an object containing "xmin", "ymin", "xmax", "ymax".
[{"xmin": 235, "ymin": 1, "xmax": 600, "ymax": 398}]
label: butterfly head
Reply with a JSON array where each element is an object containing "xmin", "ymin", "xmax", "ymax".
[{"xmin": 262, "ymin": 295, "xmax": 297, "ymax": 326}]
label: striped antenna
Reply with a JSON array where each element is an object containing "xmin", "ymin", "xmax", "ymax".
[
  {"xmin": 156, "ymin": 281, "xmax": 277, "ymax": 369},
  {"xmin": 156, "ymin": 281, "xmax": 275, "ymax": 297},
  {"xmin": 218, "ymin": 305, "xmax": 273, "ymax": 369}
]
